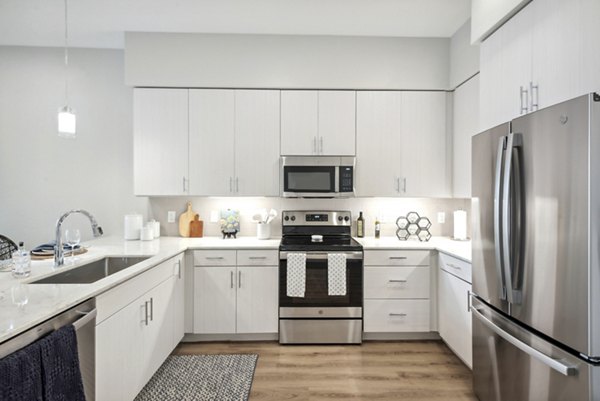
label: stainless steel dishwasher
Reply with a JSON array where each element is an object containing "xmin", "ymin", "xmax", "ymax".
[{"xmin": 0, "ymin": 298, "xmax": 97, "ymax": 401}]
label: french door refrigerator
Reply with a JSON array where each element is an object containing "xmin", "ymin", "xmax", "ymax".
[{"xmin": 471, "ymin": 93, "xmax": 600, "ymax": 401}]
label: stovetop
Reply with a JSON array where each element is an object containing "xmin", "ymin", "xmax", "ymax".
[{"xmin": 279, "ymin": 235, "xmax": 363, "ymax": 252}]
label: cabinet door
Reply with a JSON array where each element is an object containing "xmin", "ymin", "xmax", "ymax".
[
  {"xmin": 188, "ymin": 89, "xmax": 235, "ymax": 195},
  {"xmin": 236, "ymin": 265, "xmax": 279, "ymax": 334},
  {"xmin": 234, "ymin": 90, "xmax": 280, "ymax": 196},
  {"xmin": 479, "ymin": 26, "xmax": 506, "ymax": 132},
  {"xmin": 452, "ymin": 76, "xmax": 480, "ymax": 198},
  {"xmin": 399, "ymin": 91, "xmax": 450, "ymax": 197},
  {"xmin": 281, "ymin": 91, "xmax": 318, "ymax": 155},
  {"xmin": 580, "ymin": 0, "xmax": 600, "ymax": 96},
  {"xmin": 96, "ymin": 295, "xmax": 146, "ymax": 401},
  {"xmin": 133, "ymin": 88, "xmax": 188, "ymax": 196},
  {"xmin": 356, "ymin": 91, "xmax": 402, "ymax": 196},
  {"xmin": 193, "ymin": 266, "xmax": 236, "ymax": 334},
  {"xmin": 318, "ymin": 91, "xmax": 356, "ymax": 156},
  {"xmin": 438, "ymin": 269, "xmax": 472, "ymax": 368},
  {"xmin": 171, "ymin": 254, "xmax": 185, "ymax": 347},
  {"xmin": 531, "ymin": 0, "xmax": 582, "ymax": 109}
]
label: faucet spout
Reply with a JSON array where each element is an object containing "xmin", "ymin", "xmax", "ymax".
[{"xmin": 54, "ymin": 209, "xmax": 103, "ymax": 267}]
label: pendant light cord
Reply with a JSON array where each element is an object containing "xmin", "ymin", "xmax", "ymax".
[{"xmin": 64, "ymin": 0, "xmax": 69, "ymax": 105}]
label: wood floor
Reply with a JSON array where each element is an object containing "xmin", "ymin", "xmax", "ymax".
[{"xmin": 174, "ymin": 341, "xmax": 477, "ymax": 401}]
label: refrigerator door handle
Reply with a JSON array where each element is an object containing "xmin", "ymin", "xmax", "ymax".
[
  {"xmin": 494, "ymin": 136, "xmax": 507, "ymax": 300},
  {"xmin": 502, "ymin": 133, "xmax": 523, "ymax": 304},
  {"xmin": 471, "ymin": 306, "xmax": 578, "ymax": 377}
]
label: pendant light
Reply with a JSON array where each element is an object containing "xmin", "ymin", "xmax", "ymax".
[{"xmin": 58, "ymin": 0, "xmax": 76, "ymax": 138}]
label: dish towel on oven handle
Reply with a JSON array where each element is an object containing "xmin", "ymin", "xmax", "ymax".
[
  {"xmin": 286, "ymin": 253, "xmax": 306, "ymax": 298},
  {"xmin": 328, "ymin": 253, "xmax": 347, "ymax": 296}
]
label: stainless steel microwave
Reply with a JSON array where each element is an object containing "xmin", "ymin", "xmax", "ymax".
[{"xmin": 281, "ymin": 156, "xmax": 355, "ymax": 198}]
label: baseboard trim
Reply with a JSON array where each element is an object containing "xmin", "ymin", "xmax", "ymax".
[
  {"xmin": 362, "ymin": 332, "xmax": 441, "ymax": 341},
  {"xmin": 182, "ymin": 333, "xmax": 279, "ymax": 342}
]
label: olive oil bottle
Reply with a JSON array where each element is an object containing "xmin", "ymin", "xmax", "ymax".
[{"xmin": 357, "ymin": 212, "xmax": 365, "ymax": 238}]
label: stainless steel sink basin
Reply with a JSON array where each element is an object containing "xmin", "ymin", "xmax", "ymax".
[{"xmin": 30, "ymin": 256, "xmax": 150, "ymax": 284}]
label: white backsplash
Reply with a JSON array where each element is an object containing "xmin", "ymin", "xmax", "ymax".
[{"xmin": 148, "ymin": 197, "xmax": 471, "ymax": 239}]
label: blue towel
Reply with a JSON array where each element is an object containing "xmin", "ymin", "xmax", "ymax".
[
  {"xmin": 0, "ymin": 341, "xmax": 44, "ymax": 401},
  {"xmin": 39, "ymin": 325, "xmax": 86, "ymax": 401},
  {"xmin": 32, "ymin": 242, "xmax": 80, "ymax": 253}
]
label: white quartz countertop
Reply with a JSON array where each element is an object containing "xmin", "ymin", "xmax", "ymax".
[
  {"xmin": 0, "ymin": 234, "xmax": 469, "ymax": 344},
  {"xmin": 356, "ymin": 236, "xmax": 471, "ymax": 263}
]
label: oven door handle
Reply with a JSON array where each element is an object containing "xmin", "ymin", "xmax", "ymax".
[{"xmin": 279, "ymin": 251, "xmax": 363, "ymax": 261}]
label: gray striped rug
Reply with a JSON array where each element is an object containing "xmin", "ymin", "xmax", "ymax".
[{"xmin": 135, "ymin": 354, "xmax": 258, "ymax": 401}]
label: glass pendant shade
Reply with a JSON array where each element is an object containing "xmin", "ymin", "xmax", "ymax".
[{"xmin": 58, "ymin": 105, "xmax": 76, "ymax": 138}]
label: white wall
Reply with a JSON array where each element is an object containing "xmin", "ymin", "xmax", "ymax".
[
  {"xmin": 149, "ymin": 197, "xmax": 471, "ymax": 239},
  {"xmin": 449, "ymin": 20, "xmax": 480, "ymax": 89},
  {"xmin": 125, "ymin": 33, "xmax": 450, "ymax": 90},
  {"xmin": 0, "ymin": 46, "xmax": 148, "ymax": 247}
]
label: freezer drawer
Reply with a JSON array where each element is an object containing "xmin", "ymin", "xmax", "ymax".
[{"xmin": 472, "ymin": 297, "xmax": 593, "ymax": 401}]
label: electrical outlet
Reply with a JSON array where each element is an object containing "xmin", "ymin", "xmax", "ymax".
[
  {"xmin": 437, "ymin": 212, "xmax": 446, "ymax": 224},
  {"xmin": 167, "ymin": 211, "xmax": 176, "ymax": 223}
]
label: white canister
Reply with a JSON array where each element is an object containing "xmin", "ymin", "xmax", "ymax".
[
  {"xmin": 453, "ymin": 210, "xmax": 468, "ymax": 240},
  {"xmin": 140, "ymin": 226, "xmax": 154, "ymax": 241},
  {"xmin": 151, "ymin": 220, "xmax": 160, "ymax": 238},
  {"xmin": 257, "ymin": 223, "xmax": 271, "ymax": 240},
  {"xmin": 124, "ymin": 214, "xmax": 143, "ymax": 240}
]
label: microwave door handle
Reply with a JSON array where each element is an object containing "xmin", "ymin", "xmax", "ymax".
[{"xmin": 494, "ymin": 136, "xmax": 507, "ymax": 300}]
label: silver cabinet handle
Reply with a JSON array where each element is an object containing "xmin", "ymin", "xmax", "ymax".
[
  {"xmin": 205, "ymin": 256, "xmax": 224, "ymax": 260},
  {"xmin": 447, "ymin": 263, "xmax": 462, "ymax": 270},
  {"xmin": 395, "ymin": 177, "xmax": 400, "ymax": 193},
  {"xmin": 388, "ymin": 279, "xmax": 407, "ymax": 283},
  {"xmin": 389, "ymin": 313, "xmax": 407, "ymax": 317},
  {"xmin": 313, "ymin": 137, "xmax": 317, "ymax": 154},
  {"xmin": 249, "ymin": 256, "xmax": 267, "ymax": 260},
  {"xmin": 403, "ymin": 177, "xmax": 407, "ymax": 193},
  {"xmin": 149, "ymin": 297, "xmax": 153, "ymax": 322},
  {"xmin": 182, "ymin": 176, "xmax": 187, "ymax": 192},
  {"xmin": 176, "ymin": 260, "xmax": 181, "ymax": 279},
  {"xmin": 467, "ymin": 290, "xmax": 471, "ymax": 313},
  {"xmin": 230, "ymin": 271, "xmax": 234, "ymax": 289},
  {"xmin": 319, "ymin": 137, "xmax": 323, "ymax": 154},
  {"xmin": 229, "ymin": 177, "xmax": 233, "ymax": 193},
  {"xmin": 520, "ymin": 86, "xmax": 529, "ymax": 114},
  {"xmin": 530, "ymin": 81, "xmax": 539, "ymax": 111},
  {"xmin": 143, "ymin": 301, "xmax": 149, "ymax": 326},
  {"xmin": 238, "ymin": 271, "xmax": 241, "ymax": 288},
  {"xmin": 389, "ymin": 256, "xmax": 407, "ymax": 260},
  {"xmin": 235, "ymin": 177, "xmax": 239, "ymax": 193},
  {"xmin": 471, "ymin": 306, "xmax": 578, "ymax": 376}
]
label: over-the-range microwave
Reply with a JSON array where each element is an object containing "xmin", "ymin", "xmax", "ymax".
[{"xmin": 281, "ymin": 156, "xmax": 355, "ymax": 198}]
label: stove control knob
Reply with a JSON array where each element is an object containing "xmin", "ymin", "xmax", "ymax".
[
  {"xmin": 291, "ymin": 216, "xmax": 296, "ymax": 221},
  {"xmin": 338, "ymin": 216, "xmax": 343, "ymax": 222},
  {"xmin": 344, "ymin": 216, "xmax": 350, "ymax": 222},
  {"xmin": 284, "ymin": 216, "xmax": 290, "ymax": 221}
]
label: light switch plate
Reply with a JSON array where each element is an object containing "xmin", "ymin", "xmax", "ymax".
[
  {"xmin": 167, "ymin": 211, "xmax": 176, "ymax": 223},
  {"xmin": 437, "ymin": 212, "xmax": 446, "ymax": 224}
]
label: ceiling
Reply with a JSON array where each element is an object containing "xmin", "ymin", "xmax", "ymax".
[{"xmin": 0, "ymin": 0, "xmax": 471, "ymax": 49}]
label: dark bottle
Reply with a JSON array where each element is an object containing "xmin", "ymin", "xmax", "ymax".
[
  {"xmin": 375, "ymin": 217, "xmax": 381, "ymax": 239},
  {"xmin": 357, "ymin": 212, "xmax": 365, "ymax": 238}
]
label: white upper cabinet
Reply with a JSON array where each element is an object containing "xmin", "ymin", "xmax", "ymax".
[
  {"xmin": 453, "ymin": 76, "xmax": 480, "ymax": 198},
  {"xmin": 188, "ymin": 89, "xmax": 235, "ymax": 196},
  {"xmin": 234, "ymin": 90, "xmax": 280, "ymax": 196},
  {"xmin": 133, "ymin": 88, "xmax": 189, "ymax": 196},
  {"xmin": 281, "ymin": 90, "xmax": 356, "ymax": 156},
  {"xmin": 356, "ymin": 91, "xmax": 449, "ymax": 197}
]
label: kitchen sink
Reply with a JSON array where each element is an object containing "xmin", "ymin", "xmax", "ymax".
[{"xmin": 30, "ymin": 256, "xmax": 150, "ymax": 284}]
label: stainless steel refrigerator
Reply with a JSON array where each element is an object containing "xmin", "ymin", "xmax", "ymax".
[{"xmin": 471, "ymin": 93, "xmax": 600, "ymax": 401}]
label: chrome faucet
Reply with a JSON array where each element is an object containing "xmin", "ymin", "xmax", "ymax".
[{"xmin": 54, "ymin": 209, "xmax": 103, "ymax": 267}]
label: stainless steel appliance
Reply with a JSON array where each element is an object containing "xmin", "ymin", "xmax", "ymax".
[
  {"xmin": 279, "ymin": 210, "xmax": 363, "ymax": 344},
  {"xmin": 281, "ymin": 156, "xmax": 355, "ymax": 198},
  {"xmin": 471, "ymin": 93, "xmax": 600, "ymax": 401},
  {"xmin": 0, "ymin": 298, "xmax": 97, "ymax": 401}
]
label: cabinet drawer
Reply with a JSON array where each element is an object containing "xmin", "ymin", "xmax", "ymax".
[
  {"xmin": 237, "ymin": 250, "xmax": 279, "ymax": 266},
  {"xmin": 364, "ymin": 299, "xmax": 430, "ymax": 333},
  {"xmin": 439, "ymin": 252, "xmax": 472, "ymax": 283},
  {"xmin": 364, "ymin": 266, "xmax": 430, "ymax": 299},
  {"xmin": 364, "ymin": 250, "xmax": 430, "ymax": 266},
  {"xmin": 193, "ymin": 250, "xmax": 237, "ymax": 266},
  {"xmin": 96, "ymin": 254, "xmax": 181, "ymax": 324}
]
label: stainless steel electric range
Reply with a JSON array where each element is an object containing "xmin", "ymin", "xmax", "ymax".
[{"xmin": 278, "ymin": 210, "xmax": 364, "ymax": 344}]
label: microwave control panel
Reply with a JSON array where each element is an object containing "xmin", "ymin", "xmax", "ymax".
[{"xmin": 339, "ymin": 166, "xmax": 354, "ymax": 192}]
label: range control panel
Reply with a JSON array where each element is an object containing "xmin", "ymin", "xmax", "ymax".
[{"xmin": 282, "ymin": 211, "xmax": 352, "ymax": 226}]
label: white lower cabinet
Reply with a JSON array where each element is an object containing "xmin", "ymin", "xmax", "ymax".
[
  {"xmin": 193, "ymin": 250, "xmax": 278, "ymax": 335},
  {"xmin": 364, "ymin": 299, "xmax": 430, "ymax": 333},
  {"xmin": 95, "ymin": 253, "xmax": 185, "ymax": 401},
  {"xmin": 438, "ymin": 254, "xmax": 472, "ymax": 368}
]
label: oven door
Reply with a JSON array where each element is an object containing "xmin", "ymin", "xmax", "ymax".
[{"xmin": 279, "ymin": 251, "xmax": 363, "ymax": 316}]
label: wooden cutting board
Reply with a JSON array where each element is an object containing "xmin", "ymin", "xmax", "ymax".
[{"xmin": 178, "ymin": 202, "xmax": 197, "ymax": 237}]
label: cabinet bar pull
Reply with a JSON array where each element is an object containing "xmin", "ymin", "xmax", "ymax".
[
  {"xmin": 530, "ymin": 82, "xmax": 539, "ymax": 111},
  {"xmin": 176, "ymin": 261, "xmax": 181, "ymax": 279},
  {"xmin": 235, "ymin": 177, "xmax": 239, "ymax": 193},
  {"xmin": 149, "ymin": 297, "xmax": 154, "ymax": 322},
  {"xmin": 520, "ymin": 86, "xmax": 529, "ymax": 114},
  {"xmin": 230, "ymin": 271, "xmax": 234, "ymax": 289},
  {"xmin": 229, "ymin": 177, "xmax": 233, "ymax": 192},
  {"xmin": 447, "ymin": 263, "xmax": 461, "ymax": 270},
  {"xmin": 249, "ymin": 256, "xmax": 267, "ymax": 260},
  {"xmin": 319, "ymin": 137, "xmax": 323, "ymax": 154},
  {"xmin": 467, "ymin": 290, "xmax": 471, "ymax": 313},
  {"xmin": 182, "ymin": 177, "xmax": 187, "ymax": 192},
  {"xmin": 143, "ymin": 301, "xmax": 149, "ymax": 326},
  {"xmin": 388, "ymin": 279, "xmax": 407, "ymax": 283},
  {"xmin": 205, "ymin": 257, "xmax": 224, "ymax": 260},
  {"xmin": 389, "ymin": 313, "xmax": 407, "ymax": 317},
  {"xmin": 403, "ymin": 178, "xmax": 407, "ymax": 193},
  {"xmin": 389, "ymin": 256, "xmax": 407, "ymax": 260},
  {"xmin": 238, "ymin": 271, "xmax": 242, "ymax": 288},
  {"xmin": 313, "ymin": 137, "xmax": 317, "ymax": 154}
]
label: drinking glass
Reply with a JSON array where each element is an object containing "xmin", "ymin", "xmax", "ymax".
[{"xmin": 65, "ymin": 228, "xmax": 81, "ymax": 264}]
